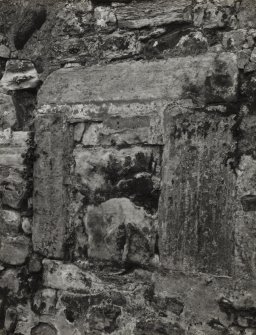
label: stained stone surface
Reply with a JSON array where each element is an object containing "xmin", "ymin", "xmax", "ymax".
[
  {"xmin": 0, "ymin": 0, "xmax": 256, "ymax": 335},
  {"xmin": 159, "ymin": 109, "xmax": 236, "ymax": 275},
  {"xmin": 38, "ymin": 53, "xmax": 238, "ymax": 105}
]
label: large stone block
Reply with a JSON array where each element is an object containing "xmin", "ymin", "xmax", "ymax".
[
  {"xmin": 38, "ymin": 53, "xmax": 237, "ymax": 106},
  {"xmin": 158, "ymin": 108, "xmax": 237, "ymax": 275},
  {"xmin": 33, "ymin": 114, "xmax": 72, "ymax": 258}
]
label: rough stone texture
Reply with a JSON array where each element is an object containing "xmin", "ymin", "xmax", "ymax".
[
  {"xmin": 43, "ymin": 259, "xmax": 100, "ymax": 293},
  {"xmin": 0, "ymin": 0, "xmax": 256, "ymax": 334},
  {"xmin": 0, "ymin": 130, "xmax": 30, "ymax": 209},
  {"xmin": 115, "ymin": 0, "xmax": 192, "ymax": 29},
  {"xmin": 0, "ymin": 93, "xmax": 17, "ymax": 129},
  {"xmin": 0, "ymin": 60, "xmax": 40, "ymax": 91},
  {"xmin": 0, "ymin": 235, "xmax": 30, "ymax": 265},
  {"xmin": 38, "ymin": 53, "xmax": 237, "ymax": 105},
  {"xmin": 85, "ymin": 198, "xmax": 157, "ymax": 265},
  {"xmin": 159, "ymin": 109, "xmax": 236, "ymax": 275},
  {"xmin": 32, "ymin": 114, "xmax": 72, "ymax": 258},
  {"xmin": 0, "ymin": 209, "xmax": 20, "ymax": 235}
]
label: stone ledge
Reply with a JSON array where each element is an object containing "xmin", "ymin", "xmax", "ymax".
[{"xmin": 38, "ymin": 53, "xmax": 238, "ymax": 106}]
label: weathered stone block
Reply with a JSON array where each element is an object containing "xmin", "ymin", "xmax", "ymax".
[
  {"xmin": 33, "ymin": 114, "xmax": 72, "ymax": 259},
  {"xmin": 38, "ymin": 53, "xmax": 237, "ymax": 106},
  {"xmin": 159, "ymin": 109, "xmax": 236, "ymax": 275}
]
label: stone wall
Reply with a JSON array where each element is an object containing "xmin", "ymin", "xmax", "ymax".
[{"xmin": 0, "ymin": 0, "xmax": 256, "ymax": 334}]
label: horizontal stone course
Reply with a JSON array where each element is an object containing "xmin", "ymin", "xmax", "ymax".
[{"xmin": 38, "ymin": 53, "xmax": 238, "ymax": 106}]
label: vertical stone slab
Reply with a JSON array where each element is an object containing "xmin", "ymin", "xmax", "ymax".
[
  {"xmin": 33, "ymin": 113, "xmax": 72, "ymax": 258},
  {"xmin": 159, "ymin": 107, "xmax": 236, "ymax": 275}
]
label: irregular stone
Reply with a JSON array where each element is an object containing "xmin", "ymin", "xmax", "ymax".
[
  {"xmin": 0, "ymin": 173, "xmax": 27, "ymax": 209},
  {"xmin": 159, "ymin": 109, "xmax": 236, "ymax": 275},
  {"xmin": 0, "ymin": 209, "xmax": 20, "ymax": 235},
  {"xmin": 0, "ymin": 45, "xmax": 10, "ymax": 59},
  {"xmin": 21, "ymin": 217, "xmax": 32, "ymax": 235},
  {"xmin": 175, "ymin": 31, "xmax": 208, "ymax": 56},
  {"xmin": 0, "ymin": 235, "xmax": 30, "ymax": 265},
  {"xmin": 101, "ymin": 32, "xmax": 142, "ymax": 60},
  {"xmin": 28, "ymin": 254, "xmax": 42, "ymax": 273},
  {"xmin": 33, "ymin": 289, "xmax": 57, "ymax": 315},
  {"xmin": 244, "ymin": 61, "xmax": 256, "ymax": 73},
  {"xmin": 222, "ymin": 29, "xmax": 247, "ymax": 50},
  {"xmin": 31, "ymin": 323, "xmax": 57, "ymax": 335},
  {"xmin": 0, "ymin": 93, "xmax": 17, "ymax": 129},
  {"xmin": 38, "ymin": 53, "xmax": 238, "ymax": 106},
  {"xmin": 43, "ymin": 259, "xmax": 100, "ymax": 292},
  {"xmin": 115, "ymin": 0, "xmax": 192, "ymax": 29},
  {"xmin": 82, "ymin": 122, "xmax": 103, "ymax": 146},
  {"xmin": 194, "ymin": 1, "xmax": 236, "ymax": 28},
  {"xmin": 237, "ymin": 49, "xmax": 251, "ymax": 69},
  {"xmin": 86, "ymin": 304, "xmax": 121, "ymax": 334},
  {"xmin": 84, "ymin": 198, "xmax": 157, "ymax": 265},
  {"xmin": 0, "ymin": 269, "xmax": 20, "ymax": 294},
  {"xmin": 1, "ymin": 60, "xmax": 40, "ymax": 91},
  {"xmin": 94, "ymin": 6, "xmax": 116, "ymax": 29},
  {"xmin": 4, "ymin": 307, "xmax": 17, "ymax": 333}
]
